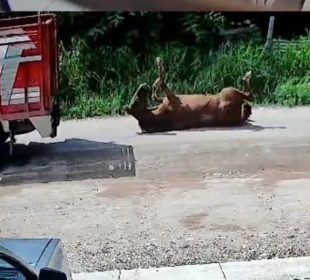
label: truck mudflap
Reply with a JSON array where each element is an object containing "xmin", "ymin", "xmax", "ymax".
[{"xmin": 0, "ymin": 0, "xmax": 11, "ymax": 12}]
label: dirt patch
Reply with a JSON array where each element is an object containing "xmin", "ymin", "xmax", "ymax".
[
  {"xmin": 0, "ymin": 186, "xmax": 22, "ymax": 198},
  {"xmin": 96, "ymin": 177, "xmax": 206, "ymax": 199},
  {"xmin": 181, "ymin": 213, "xmax": 208, "ymax": 230},
  {"xmin": 209, "ymin": 223, "xmax": 244, "ymax": 232},
  {"xmin": 258, "ymin": 170, "xmax": 310, "ymax": 187},
  {"xmin": 97, "ymin": 183, "xmax": 154, "ymax": 199}
]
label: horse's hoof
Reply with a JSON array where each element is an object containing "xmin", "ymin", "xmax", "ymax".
[{"xmin": 123, "ymin": 106, "xmax": 131, "ymax": 114}]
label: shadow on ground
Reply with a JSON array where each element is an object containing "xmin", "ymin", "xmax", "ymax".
[
  {"xmin": 0, "ymin": 139, "xmax": 136, "ymax": 186},
  {"xmin": 187, "ymin": 122, "xmax": 287, "ymax": 132},
  {"xmin": 136, "ymin": 121, "xmax": 287, "ymax": 135}
]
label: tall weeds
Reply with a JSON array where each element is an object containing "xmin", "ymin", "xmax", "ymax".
[{"xmin": 59, "ymin": 36, "xmax": 310, "ymax": 119}]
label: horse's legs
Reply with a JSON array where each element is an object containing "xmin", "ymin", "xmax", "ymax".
[
  {"xmin": 125, "ymin": 83, "xmax": 151, "ymax": 114},
  {"xmin": 241, "ymin": 102, "xmax": 252, "ymax": 121}
]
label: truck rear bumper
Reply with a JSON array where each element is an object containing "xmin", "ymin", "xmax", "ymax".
[{"xmin": 1, "ymin": 115, "xmax": 56, "ymax": 138}]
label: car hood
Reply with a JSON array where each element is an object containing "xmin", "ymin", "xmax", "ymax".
[{"xmin": 0, "ymin": 239, "xmax": 52, "ymax": 269}]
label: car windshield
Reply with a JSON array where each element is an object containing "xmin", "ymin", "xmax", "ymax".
[{"xmin": 0, "ymin": 259, "xmax": 14, "ymax": 269}]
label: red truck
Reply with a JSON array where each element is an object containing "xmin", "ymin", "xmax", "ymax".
[{"xmin": 0, "ymin": 14, "xmax": 60, "ymax": 155}]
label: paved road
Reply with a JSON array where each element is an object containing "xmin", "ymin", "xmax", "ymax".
[{"xmin": 1, "ymin": 107, "xmax": 310, "ymax": 273}]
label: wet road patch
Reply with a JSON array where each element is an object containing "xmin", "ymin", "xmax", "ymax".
[{"xmin": 0, "ymin": 138, "xmax": 136, "ymax": 186}]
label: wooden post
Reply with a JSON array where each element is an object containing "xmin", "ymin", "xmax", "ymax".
[{"xmin": 265, "ymin": 16, "xmax": 275, "ymax": 49}]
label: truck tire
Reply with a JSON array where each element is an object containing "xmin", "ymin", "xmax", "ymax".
[
  {"xmin": 0, "ymin": 0, "xmax": 11, "ymax": 11},
  {"xmin": 51, "ymin": 101, "xmax": 60, "ymax": 138},
  {"xmin": 0, "ymin": 125, "xmax": 9, "ymax": 144}
]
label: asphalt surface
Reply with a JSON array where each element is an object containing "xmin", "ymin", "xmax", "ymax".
[
  {"xmin": 0, "ymin": 139, "xmax": 136, "ymax": 185},
  {"xmin": 1, "ymin": 107, "xmax": 310, "ymax": 273}
]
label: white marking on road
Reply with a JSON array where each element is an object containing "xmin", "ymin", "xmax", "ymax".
[{"xmin": 73, "ymin": 256, "xmax": 310, "ymax": 280}]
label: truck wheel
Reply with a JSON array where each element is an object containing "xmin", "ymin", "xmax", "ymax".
[
  {"xmin": 51, "ymin": 101, "xmax": 60, "ymax": 138},
  {"xmin": 0, "ymin": 0, "xmax": 11, "ymax": 11},
  {"xmin": 0, "ymin": 125, "xmax": 9, "ymax": 144}
]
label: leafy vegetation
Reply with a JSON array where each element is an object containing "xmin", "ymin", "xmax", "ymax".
[{"xmin": 56, "ymin": 12, "xmax": 310, "ymax": 118}]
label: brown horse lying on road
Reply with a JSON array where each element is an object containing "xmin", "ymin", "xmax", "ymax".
[{"xmin": 125, "ymin": 59, "xmax": 254, "ymax": 133}]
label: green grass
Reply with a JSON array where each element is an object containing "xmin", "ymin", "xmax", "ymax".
[
  {"xmin": 271, "ymin": 78, "xmax": 310, "ymax": 107},
  {"xmin": 59, "ymin": 36, "xmax": 310, "ymax": 119}
]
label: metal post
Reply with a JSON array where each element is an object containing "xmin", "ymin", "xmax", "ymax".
[
  {"xmin": 9, "ymin": 130, "xmax": 15, "ymax": 156},
  {"xmin": 265, "ymin": 16, "xmax": 275, "ymax": 49}
]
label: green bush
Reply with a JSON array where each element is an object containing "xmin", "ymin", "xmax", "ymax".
[
  {"xmin": 271, "ymin": 78, "xmax": 310, "ymax": 107},
  {"xmin": 59, "ymin": 36, "xmax": 310, "ymax": 119}
]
